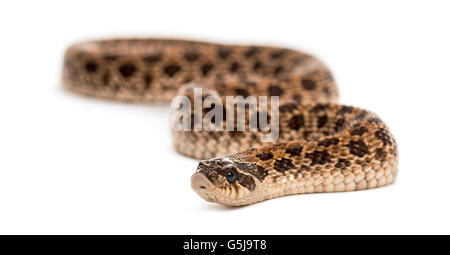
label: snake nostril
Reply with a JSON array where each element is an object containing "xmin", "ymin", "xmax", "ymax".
[{"xmin": 199, "ymin": 185, "xmax": 206, "ymax": 190}]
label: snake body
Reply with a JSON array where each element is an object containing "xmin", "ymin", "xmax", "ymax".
[{"xmin": 63, "ymin": 38, "xmax": 398, "ymax": 206}]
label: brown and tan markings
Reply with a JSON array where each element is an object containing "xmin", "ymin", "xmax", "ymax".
[{"xmin": 63, "ymin": 38, "xmax": 398, "ymax": 206}]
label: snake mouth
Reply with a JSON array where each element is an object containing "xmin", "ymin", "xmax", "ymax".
[{"xmin": 191, "ymin": 172, "xmax": 217, "ymax": 202}]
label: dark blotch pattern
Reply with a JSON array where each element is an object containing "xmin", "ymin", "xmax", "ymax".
[
  {"xmin": 368, "ymin": 117, "xmax": 381, "ymax": 124},
  {"xmin": 375, "ymin": 128, "xmax": 392, "ymax": 145},
  {"xmin": 306, "ymin": 150, "xmax": 331, "ymax": 165},
  {"xmin": 302, "ymin": 79, "xmax": 316, "ymax": 90},
  {"xmin": 85, "ymin": 61, "xmax": 98, "ymax": 73},
  {"xmin": 243, "ymin": 80, "xmax": 257, "ymax": 87},
  {"xmin": 274, "ymin": 158, "xmax": 295, "ymax": 173},
  {"xmin": 229, "ymin": 130, "xmax": 245, "ymax": 137},
  {"xmin": 354, "ymin": 111, "xmax": 368, "ymax": 121},
  {"xmin": 184, "ymin": 51, "xmax": 200, "ymax": 62},
  {"xmin": 335, "ymin": 158, "xmax": 351, "ymax": 169},
  {"xmin": 292, "ymin": 94, "xmax": 302, "ymax": 102},
  {"xmin": 318, "ymin": 138, "xmax": 339, "ymax": 147},
  {"xmin": 279, "ymin": 103, "xmax": 298, "ymax": 113},
  {"xmin": 118, "ymin": 63, "xmax": 137, "ymax": 78},
  {"xmin": 273, "ymin": 65, "xmax": 283, "ymax": 75},
  {"xmin": 335, "ymin": 118, "xmax": 346, "ymax": 132},
  {"xmin": 234, "ymin": 162, "xmax": 268, "ymax": 182},
  {"xmin": 143, "ymin": 74, "xmax": 152, "ymax": 88},
  {"xmin": 229, "ymin": 62, "xmax": 240, "ymax": 72},
  {"xmin": 236, "ymin": 173, "xmax": 256, "ymax": 191},
  {"xmin": 303, "ymin": 131, "xmax": 311, "ymax": 139},
  {"xmin": 102, "ymin": 72, "xmax": 109, "ymax": 85},
  {"xmin": 217, "ymin": 48, "xmax": 232, "ymax": 59},
  {"xmin": 253, "ymin": 61, "xmax": 262, "ymax": 71},
  {"xmin": 317, "ymin": 115, "xmax": 328, "ymax": 128},
  {"xmin": 288, "ymin": 114, "xmax": 305, "ymax": 130},
  {"xmin": 285, "ymin": 145, "xmax": 303, "ymax": 156},
  {"xmin": 300, "ymin": 165, "xmax": 311, "ymax": 171},
  {"xmin": 164, "ymin": 64, "xmax": 181, "ymax": 77},
  {"xmin": 201, "ymin": 63, "xmax": 214, "ymax": 76},
  {"xmin": 337, "ymin": 106, "xmax": 354, "ymax": 115},
  {"xmin": 267, "ymin": 85, "xmax": 284, "ymax": 97},
  {"xmin": 311, "ymin": 104, "xmax": 329, "ymax": 113},
  {"xmin": 347, "ymin": 140, "xmax": 369, "ymax": 157},
  {"xmin": 271, "ymin": 50, "xmax": 286, "ymax": 59},
  {"xmin": 256, "ymin": 152, "xmax": 273, "ymax": 161},
  {"xmin": 143, "ymin": 53, "xmax": 162, "ymax": 63},
  {"xmin": 256, "ymin": 165, "xmax": 269, "ymax": 181},
  {"xmin": 375, "ymin": 148, "xmax": 387, "ymax": 161},
  {"xmin": 245, "ymin": 47, "xmax": 259, "ymax": 58},
  {"xmin": 234, "ymin": 88, "xmax": 250, "ymax": 97},
  {"xmin": 350, "ymin": 125, "xmax": 368, "ymax": 136}
]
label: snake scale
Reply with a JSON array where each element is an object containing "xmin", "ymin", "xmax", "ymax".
[{"xmin": 63, "ymin": 38, "xmax": 398, "ymax": 206}]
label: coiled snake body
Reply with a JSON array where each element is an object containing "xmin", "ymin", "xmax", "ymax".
[{"xmin": 63, "ymin": 38, "xmax": 398, "ymax": 206}]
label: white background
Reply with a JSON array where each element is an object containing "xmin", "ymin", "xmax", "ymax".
[{"xmin": 0, "ymin": 0, "xmax": 449, "ymax": 234}]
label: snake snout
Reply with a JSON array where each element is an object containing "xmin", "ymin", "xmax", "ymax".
[
  {"xmin": 191, "ymin": 172, "xmax": 214, "ymax": 190},
  {"xmin": 191, "ymin": 172, "xmax": 216, "ymax": 202}
]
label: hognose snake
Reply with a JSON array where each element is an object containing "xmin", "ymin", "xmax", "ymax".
[{"xmin": 62, "ymin": 38, "xmax": 398, "ymax": 206}]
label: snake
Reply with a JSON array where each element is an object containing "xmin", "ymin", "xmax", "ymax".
[{"xmin": 62, "ymin": 38, "xmax": 398, "ymax": 206}]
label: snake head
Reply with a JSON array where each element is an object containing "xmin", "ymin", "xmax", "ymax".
[{"xmin": 191, "ymin": 157, "xmax": 261, "ymax": 206}]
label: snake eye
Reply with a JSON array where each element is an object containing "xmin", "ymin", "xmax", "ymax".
[{"xmin": 226, "ymin": 171, "xmax": 236, "ymax": 183}]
